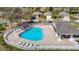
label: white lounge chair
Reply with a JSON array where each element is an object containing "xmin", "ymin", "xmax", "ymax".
[
  {"xmin": 18, "ymin": 42, "xmax": 23, "ymax": 45},
  {"xmin": 22, "ymin": 43, "xmax": 27, "ymax": 46},
  {"xmin": 25, "ymin": 43, "xmax": 30, "ymax": 47},
  {"xmin": 34, "ymin": 44, "xmax": 39, "ymax": 47},
  {"xmin": 28, "ymin": 44, "xmax": 33, "ymax": 47},
  {"xmin": 58, "ymin": 38, "xmax": 62, "ymax": 42}
]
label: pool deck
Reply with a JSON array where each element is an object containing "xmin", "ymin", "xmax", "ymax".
[{"xmin": 7, "ymin": 24, "xmax": 77, "ymax": 47}]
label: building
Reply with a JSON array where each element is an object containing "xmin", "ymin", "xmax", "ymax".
[
  {"xmin": 32, "ymin": 11, "xmax": 42, "ymax": 22},
  {"xmin": 54, "ymin": 21, "xmax": 79, "ymax": 40},
  {"xmin": 74, "ymin": 14, "xmax": 79, "ymax": 23},
  {"xmin": 58, "ymin": 11, "xmax": 70, "ymax": 21},
  {"xmin": 44, "ymin": 12, "xmax": 53, "ymax": 22}
]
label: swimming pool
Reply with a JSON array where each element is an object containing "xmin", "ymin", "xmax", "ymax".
[{"xmin": 19, "ymin": 27, "xmax": 43, "ymax": 41}]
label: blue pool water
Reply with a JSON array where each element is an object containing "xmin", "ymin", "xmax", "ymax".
[{"xmin": 19, "ymin": 27, "xmax": 43, "ymax": 41}]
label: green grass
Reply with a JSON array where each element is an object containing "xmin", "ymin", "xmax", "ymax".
[
  {"xmin": 0, "ymin": 24, "xmax": 5, "ymax": 31},
  {"xmin": 4, "ymin": 44, "xmax": 24, "ymax": 51},
  {"xmin": 76, "ymin": 40, "xmax": 79, "ymax": 43},
  {"xmin": 39, "ymin": 17, "xmax": 46, "ymax": 22},
  {"xmin": 0, "ymin": 27, "xmax": 5, "ymax": 31},
  {"xmin": 72, "ymin": 23, "xmax": 79, "ymax": 29}
]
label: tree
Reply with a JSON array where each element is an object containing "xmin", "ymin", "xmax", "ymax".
[
  {"xmin": 69, "ymin": 7, "xmax": 79, "ymax": 14},
  {"xmin": 49, "ymin": 7, "xmax": 53, "ymax": 11}
]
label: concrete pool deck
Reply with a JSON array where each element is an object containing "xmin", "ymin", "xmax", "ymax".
[{"xmin": 7, "ymin": 24, "xmax": 77, "ymax": 47}]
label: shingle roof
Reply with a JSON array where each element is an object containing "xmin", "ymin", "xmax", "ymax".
[
  {"xmin": 58, "ymin": 11, "xmax": 69, "ymax": 17},
  {"xmin": 55, "ymin": 21, "xmax": 79, "ymax": 35},
  {"xmin": 44, "ymin": 12, "xmax": 51, "ymax": 16},
  {"xmin": 33, "ymin": 11, "xmax": 42, "ymax": 16}
]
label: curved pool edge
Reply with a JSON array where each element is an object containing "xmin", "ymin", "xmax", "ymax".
[
  {"xmin": 19, "ymin": 27, "xmax": 43, "ymax": 41},
  {"xmin": 3, "ymin": 29, "xmax": 41, "ymax": 50}
]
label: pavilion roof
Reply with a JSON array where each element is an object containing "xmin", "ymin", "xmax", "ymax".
[{"xmin": 54, "ymin": 21, "xmax": 79, "ymax": 35}]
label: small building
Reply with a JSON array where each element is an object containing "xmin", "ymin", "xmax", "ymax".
[
  {"xmin": 58, "ymin": 11, "xmax": 70, "ymax": 21},
  {"xmin": 32, "ymin": 11, "xmax": 42, "ymax": 22},
  {"xmin": 74, "ymin": 14, "xmax": 79, "ymax": 23},
  {"xmin": 44, "ymin": 12, "xmax": 53, "ymax": 22},
  {"xmin": 33, "ymin": 11, "xmax": 42, "ymax": 16},
  {"xmin": 54, "ymin": 21, "xmax": 79, "ymax": 41}
]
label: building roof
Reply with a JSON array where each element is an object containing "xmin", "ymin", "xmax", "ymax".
[
  {"xmin": 74, "ymin": 14, "xmax": 79, "ymax": 19},
  {"xmin": 55, "ymin": 21, "xmax": 79, "ymax": 35},
  {"xmin": 58, "ymin": 11, "xmax": 69, "ymax": 17},
  {"xmin": 44, "ymin": 12, "xmax": 51, "ymax": 16},
  {"xmin": 33, "ymin": 11, "xmax": 42, "ymax": 16}
]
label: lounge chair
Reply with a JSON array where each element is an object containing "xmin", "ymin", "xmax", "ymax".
[
  {"xmin": 22, "ymin": 43, "xmax": 27, "ymax": 46},
  {"xmin": 58, "ymin": 38, "xmax": 62, "ymax": 41},
  {"xmin": 34, "ymin": 44, "xmax": 39, "ymax": 47},
  {"xmin": 25, "ymin": 43, "xmax": 30, "ymax": 47},
  {"xmin": 29, "ymin": 44, "xmax": 33, "ymax": 47},
  {"xmin": 18, "ymin": 42, "xmax": 23, "ymax": 45}
]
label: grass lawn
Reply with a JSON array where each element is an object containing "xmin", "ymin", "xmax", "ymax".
[
  {"xmin": 0, "ymin": 24, "xmax": 5, "ymax": 31},
  {"xmin": 72, "ymin": 22, "xmax": 79, "ymax": 29},
  {"xmin": 39, "ymin": 17, "xmax": 46, "ymax": 22},
  {"xmin": 0, "ymin": 27, "xmax": 5, "ymax": 31}
]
